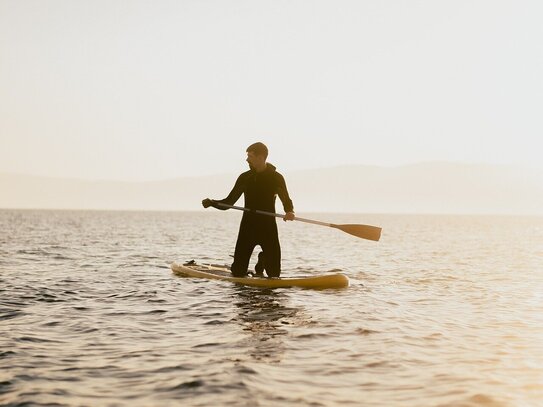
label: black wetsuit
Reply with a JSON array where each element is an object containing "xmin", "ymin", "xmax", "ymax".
[{"xmin": 212, "ymin": 163, "xmax": 294, "ymax": 277}]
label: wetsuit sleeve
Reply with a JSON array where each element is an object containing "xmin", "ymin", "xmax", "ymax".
[
  {"xmin": 211, "ymin": 174, "xmax": 245, "ymax": 210},
  {"xmin": 276, "ymin": 173, "xmax": 294, "ymax": 213}
]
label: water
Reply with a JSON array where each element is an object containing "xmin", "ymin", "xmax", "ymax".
[{"xmin": 1, "ymin": 209, "xmax": 542, "ymax": 406}]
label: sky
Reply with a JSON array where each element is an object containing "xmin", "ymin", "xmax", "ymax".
[{"xmin": 1, "ymin": 0, "xmax": 542, "ymax": 181}]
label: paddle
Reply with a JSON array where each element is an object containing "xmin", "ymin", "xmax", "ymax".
[{"xmin": 211, "ymin": 201, "xmax": 382, "ymax": 242}]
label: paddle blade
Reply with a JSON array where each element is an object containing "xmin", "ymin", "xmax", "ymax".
[{"xmin": 332, "ymin": 224, "xmax": 382, "ymax": 241}]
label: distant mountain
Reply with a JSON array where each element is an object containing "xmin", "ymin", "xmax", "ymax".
[{"xmin": 1, "ymin": 162, "xmax": 542, "ymax": 215}]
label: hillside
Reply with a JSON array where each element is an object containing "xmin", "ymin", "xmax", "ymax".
[{"xmin": 1, "ymin": 162, "xmax": 541, "ymax": 215}]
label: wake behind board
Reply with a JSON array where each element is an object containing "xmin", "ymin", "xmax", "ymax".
[{"xmin": 171, "ymin": 262, "xmax": 349, "ymax": 289}]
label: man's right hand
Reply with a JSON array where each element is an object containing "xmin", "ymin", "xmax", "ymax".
[{"xmin": 202, "ymin": 198, "xmax": 213, "ymax": 208}]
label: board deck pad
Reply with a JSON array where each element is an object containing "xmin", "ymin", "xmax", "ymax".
[{"xmin": 171, "ymin": 262, "xmax": 349, "ymax": 289}]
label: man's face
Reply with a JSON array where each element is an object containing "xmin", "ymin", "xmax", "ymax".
[{"xmin": 246, "ymin": 151, "xmax": 264, "ymax": 170}]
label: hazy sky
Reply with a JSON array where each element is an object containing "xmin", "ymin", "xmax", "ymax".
[{"xmin": 1, "ymin": 0, "xmax": 542, "ymax": 181}]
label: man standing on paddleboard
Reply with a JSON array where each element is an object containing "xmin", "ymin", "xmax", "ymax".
[{"xmin": 202, "ymin": 142, "xmax": 295, "ymax": 278}]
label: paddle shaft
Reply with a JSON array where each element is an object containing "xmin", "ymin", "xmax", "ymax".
[
  {"xmin": 211, "ymin": 201, "xmax": 382, "ymax": 241},
  {"xmin": 213, "ymin": 202, "xmax": 330, "ymax": 226}
]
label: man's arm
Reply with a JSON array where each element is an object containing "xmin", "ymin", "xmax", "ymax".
[
  {"xmin": 276, "ymin": 174, "xmax": 295, "ymax": 221},
  {"xmin": 202, "ymin": 174, "xmax": 245, "ymax": 210}
]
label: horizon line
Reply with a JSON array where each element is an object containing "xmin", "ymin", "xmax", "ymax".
[{"xmin": 1, "ymin": 206, "xmax": 541, "ymax": 218}]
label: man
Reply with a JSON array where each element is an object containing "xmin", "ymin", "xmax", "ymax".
[{"xmin": 202, "ymin": 142, "xmax": 295, "ymax": 278}]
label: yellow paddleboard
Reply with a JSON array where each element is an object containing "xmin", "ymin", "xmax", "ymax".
[{"xmin": 171, "ymin": 262, "xmax": 349, "ymax": 290}]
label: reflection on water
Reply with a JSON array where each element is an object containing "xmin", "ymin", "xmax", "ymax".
[{"xmin": 231, "ymin": 287, "xmax": 304, "ymax": 363}]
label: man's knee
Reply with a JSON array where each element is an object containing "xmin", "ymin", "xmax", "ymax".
[
  {"xmin": 265, "ymin": 265, "xmax": 281, "ymax": 278},
  {"xmin": 231, "ymin": 263, "xmax": 247, "ymax": 277}
]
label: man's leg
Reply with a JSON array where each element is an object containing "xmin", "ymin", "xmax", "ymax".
[
  {"xmin": 231, "ymin": 229, "xmax": 256, "ymax": 277},
  {"xmin": 254, "ymin": 251, "xmax": 265, "ymax": 276},
  {"xmin": 260, "ymin": 233, "xmax": 281, "ymax": 278}
]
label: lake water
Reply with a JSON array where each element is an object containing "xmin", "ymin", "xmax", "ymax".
[{"xmin": 1, "ymin": 209, "xmax": 542, "ymax": 406}]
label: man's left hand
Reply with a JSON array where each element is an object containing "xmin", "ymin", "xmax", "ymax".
[{"xmin": 284, "ymin": 212, "xmax": 295, "ymax": 222}]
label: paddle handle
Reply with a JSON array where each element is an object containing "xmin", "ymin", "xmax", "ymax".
[{"xmin": 212, "ymin": 201, "xmax": 332, "ymax": 227}]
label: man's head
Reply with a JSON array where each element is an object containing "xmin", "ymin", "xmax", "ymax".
[{"xmin": 246, "ymin": 142, "xmax": 268, "ymax": 171}]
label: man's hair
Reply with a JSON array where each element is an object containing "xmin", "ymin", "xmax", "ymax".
[{"xmin": 246, "ymin": 142, "xmax": 268, "ymax": 158}]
